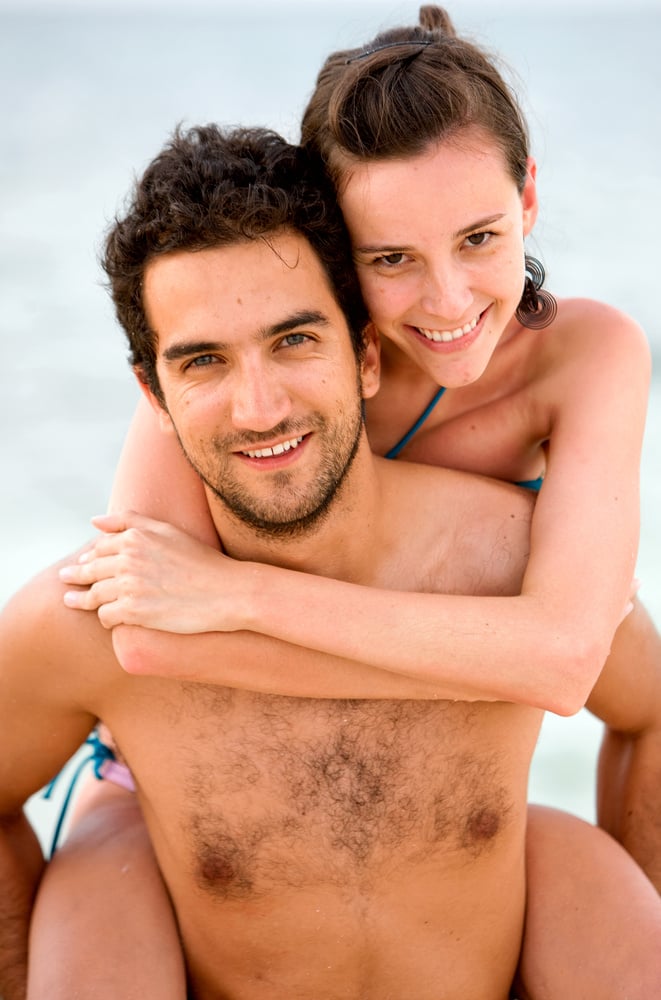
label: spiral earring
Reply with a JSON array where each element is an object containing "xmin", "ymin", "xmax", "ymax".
[{"xmin": 515, "ymin": 255, "xmax": 557, "ymax": 330}]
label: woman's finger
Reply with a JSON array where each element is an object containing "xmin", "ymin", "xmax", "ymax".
[
  {"xmin": 62, "ymin": 577, "xmax": 119, "ymax": 612},
  {"xmin": 59, "ymin": 554, "xmax": 121, "ymax": 586}
]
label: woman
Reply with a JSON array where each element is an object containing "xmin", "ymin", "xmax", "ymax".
[{"xmin": 30, "ymin": 7, "xmax": 660, "ymax": 999}]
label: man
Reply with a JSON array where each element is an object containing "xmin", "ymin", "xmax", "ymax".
[{"xmin": 1, "ymin": 125, "xmax": 660, "ymax": 1000}]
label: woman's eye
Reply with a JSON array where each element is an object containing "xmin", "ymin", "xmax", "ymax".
[
  {"xmin": 376, "ymin": 252, "xmax": 407, "ymax": 266},
  {"xmin": 465, "ymin": 231, "xmax": 492, "ymax": 247}
]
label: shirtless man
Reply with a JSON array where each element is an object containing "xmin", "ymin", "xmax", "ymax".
[{"xmin": 1, "ymin": 125, "xmax": 659, "ymax": 1000}]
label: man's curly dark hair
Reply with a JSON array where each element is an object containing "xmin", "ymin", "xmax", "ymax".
[{"xmin": 103, "ymin": 124, "xmax": 369, "ymax": 401}]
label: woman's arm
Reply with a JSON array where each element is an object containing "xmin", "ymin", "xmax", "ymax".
[
  {"xmin": 109, "ymin": 395, "xmax": 218, "ymax": 547},
  {"xmin": 77, "ymin": 304, "xmax": 649, "ymax": 714},
  {"xmin": 212, "ymin": 302, "xmax": 650, "ymax": 713}
]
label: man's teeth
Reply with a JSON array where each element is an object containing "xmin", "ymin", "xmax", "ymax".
[
  {"xmin": 243, "ymin": 436, "xmax": 304, "ymax": 459},
  {"xmin": 418, "ymin": 315, "xmax": 479, "ymax": 343}
]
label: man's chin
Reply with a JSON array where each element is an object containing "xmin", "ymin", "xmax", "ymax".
[{"xmin": 223, "ymin": 503, "xmax": 333, "ymax": 540}]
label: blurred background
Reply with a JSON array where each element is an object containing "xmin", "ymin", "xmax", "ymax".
[{"xmin": 1, "ymin": 0, "xmax": 659, "ymax": 846}]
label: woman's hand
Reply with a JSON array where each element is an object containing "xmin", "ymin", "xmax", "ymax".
[{"xmin": 59, "ymin": 511, "xmax": 248, "ymax": 633}]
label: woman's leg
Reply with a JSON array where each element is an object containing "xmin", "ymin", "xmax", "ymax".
[
  {"xmin": 515, "ymin": 804, "xmax": 661, "ymax": 999},
  {"xmin": 27, "ymin": 777, "xmax": 187, "ymax": 1000}
]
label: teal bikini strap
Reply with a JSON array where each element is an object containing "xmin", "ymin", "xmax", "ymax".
[
  {"xmin": 515, "ymin": 475, "xmax": 544, "ymax": 492},
  {"xmin": 42, "ymin": 729, "xmax": 116, "ymax": 857},
  {"xmin": 385, "ymin": 386, "xmax": 446, "ymax": 459}
]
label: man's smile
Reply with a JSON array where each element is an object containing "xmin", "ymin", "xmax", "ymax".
[{"xmin": 240, "ymin": 434, "xmax": 305, "ymax": 460}]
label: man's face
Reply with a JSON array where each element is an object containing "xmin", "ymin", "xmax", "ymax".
[{"xmin": 143, "ymin": 231, "xmax": 377, "ymax": 538}]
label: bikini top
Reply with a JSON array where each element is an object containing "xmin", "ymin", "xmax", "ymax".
[
  {"xmin": 384, "ymin": 386, "xmax": 447, "ymax": 459},
  {"xmin": 515, "ymin": 476, "xmax": 543, "ymax": 493},
  {"xmin": 43, "ymin": 729, "xmax": 116, "ymax": 856},
  {"xmin": 384, "ymin": 386, "xmax": 543, "ymax": 492}
]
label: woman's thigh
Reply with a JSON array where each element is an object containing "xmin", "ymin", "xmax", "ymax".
[{"xmin": 515, "ymin": 804, "xmax": 661, "ymax": 1000}]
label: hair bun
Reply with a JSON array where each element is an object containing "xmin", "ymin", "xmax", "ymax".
[{"xmin": 419, "ymin": 5, "xmax": 457, "ymax": 37}]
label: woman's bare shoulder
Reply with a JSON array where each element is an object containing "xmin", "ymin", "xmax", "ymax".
[
  {"xmin": 552, "ymin": 297, "xmax": 649, "ymax": 351},
  {"xmin": 527, "ymin": 297, "xmax": 650, "ymax": 393}
]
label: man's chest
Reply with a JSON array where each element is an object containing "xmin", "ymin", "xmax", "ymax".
[{"xmin": 104, "ymin": 683, "xmax": 537, "ymax": 899}]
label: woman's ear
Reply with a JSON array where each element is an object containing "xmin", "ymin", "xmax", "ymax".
[
  {"xmin": 360, "ymin": 322, "xmax": 381, "ymax": 400},
  {"xmin": 521, "ymin": 157, "xmax": 539, "ymax": 236}
]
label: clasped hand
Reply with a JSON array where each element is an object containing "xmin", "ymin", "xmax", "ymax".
[{"xmin": 59, "ymin": 511, "xmax": 243, "ymax": 633}]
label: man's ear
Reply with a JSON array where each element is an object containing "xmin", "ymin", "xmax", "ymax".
[
  {"xmin": 133, "ymin": 367, "xmax": 174, "ymax": 434},
  {"xmin": 360, "ymin": 322, "xmax": 381, "ymax": 400}
]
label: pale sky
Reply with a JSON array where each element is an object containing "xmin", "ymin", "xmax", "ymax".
[{"xmin": 2, "ymin": 0, "xmax": 658, "ymax": 10}]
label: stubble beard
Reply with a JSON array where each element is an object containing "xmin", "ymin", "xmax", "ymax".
[{"xmin": 171, "ymin": 401, "xmax": 365, "ymax": 541}]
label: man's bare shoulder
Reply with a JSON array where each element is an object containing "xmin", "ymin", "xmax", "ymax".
[
  {"xmin": 0, "ymin": 550, "xmax": 113, "ymax": 812},
  {"xmin": 0, "ymin": 546, "xmax": 119, "ymax": 708},
  {"xmin": 451, "ymin": 470, "xmax": 533, "ymax": 596},
  {"xmin": 378, "ymin": 458, "xmax": 533, "ymax": 596},
  {"xmin": 381, "ymin": 456, "xmax": 534, "ymax": 519}
]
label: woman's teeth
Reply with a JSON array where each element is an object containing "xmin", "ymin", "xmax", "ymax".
[{"xmin": 418, "ymin": 314, "xmax": 479, "ymax": 343}]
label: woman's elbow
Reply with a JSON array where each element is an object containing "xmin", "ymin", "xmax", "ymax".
[
  {"xmin": 111, "ymin": 625, "xmax": 159, "ymax": 675},
  {"xmin": 545, "ymin": 631, "xmax": 612, "ymax": 717}
]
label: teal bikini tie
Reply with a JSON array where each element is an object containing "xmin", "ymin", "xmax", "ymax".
[
  {"xmin": 42, "ymin": 729, "xmax": 116, "ymax": 856},
  {"xmin": 384, "ymin": 387, "xmax": 544, "ymax": 491},
  {"xmin": 385, "ymin": 386, "xmax": 446, "ymax": 459}
]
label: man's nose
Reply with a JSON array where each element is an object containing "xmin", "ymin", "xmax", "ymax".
[{"xmin": 229, "ymin": 362, "xmax": 292, "ymax": 432}]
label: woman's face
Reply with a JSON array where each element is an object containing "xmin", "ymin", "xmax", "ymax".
[{"xmin": 337, "ymin": 128, "xmax": 538, "ymax": 387}]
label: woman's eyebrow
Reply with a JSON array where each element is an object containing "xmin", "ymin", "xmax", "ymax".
[
  {"xmin": 453, "ymin": 213, "xmax": 507, "ymax": 239},
  {"xmin": 353, "ymin": 213, "xmax": 508, "ymax": 254}
]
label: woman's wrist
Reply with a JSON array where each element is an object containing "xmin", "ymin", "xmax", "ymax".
[{"xmin": 227, "ymin": 559, "xmax": 279, "ymax": 634}]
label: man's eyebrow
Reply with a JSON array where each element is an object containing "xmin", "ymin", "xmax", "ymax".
[
  {"xmin": 161, "ymin": 310, "xmax": 331, "ymax": 363},
  {"xmin": 162, "ymin": 340, "xmax": 223, "ymax": 363},
  {"xmin": 269, "ymin": 310, "xmax": 330, "ymax": 337},
  {"xmin": 353, "ymin": 214, "xmax": 508, "ymax": 254}
]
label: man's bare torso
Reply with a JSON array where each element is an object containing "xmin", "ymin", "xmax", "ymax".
[
  {"xmin": 103, "ymin": 679, "xmax": 539, "ymax": 999},
  {"xmin": 86, "ymin": 462, "xmax": 541, "ymax": 999}
]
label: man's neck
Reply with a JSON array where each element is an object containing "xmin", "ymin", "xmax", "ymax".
[{"xmin": 207, "ymin": 441, "xmax": 384, "ymax": 584}]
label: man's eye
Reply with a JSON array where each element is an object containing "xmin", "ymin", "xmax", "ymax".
[
  {"xmin": 187, "ymin": 355, "xmax": 216, "ymax": 368},
  {"xmin": 280, "ymin": 333, "xmax": 309, "ymax": 348}
]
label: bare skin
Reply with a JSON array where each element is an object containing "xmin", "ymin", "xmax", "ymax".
[
  {"xmin": 1, "ymin": 234, "xmax": 553, "ymax": 1000},
  {"xmin": 28, "ymin": 131, "xmax": 659, "ymax": 998},
  {"xmin": 81, "ymin": 134, "xmax": 650, "ymax": 719},
  {"xmin": 13, "ymin": 233, "xmax": 659, "ymax": 1000},
  {"xmin": 517, "ymin": 806, "xmax": 661, "ymax": 999},
  {"xmin": 61, "ymin": 139, "xmax": 660, "ymax": 882},
  {"xmin": 27, "ymin": 783, "xmax": 187, "ymax": 1000},
  {"xmin": 5, "ymin": 549, "xmax": 537, "ymax": 1000}
]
